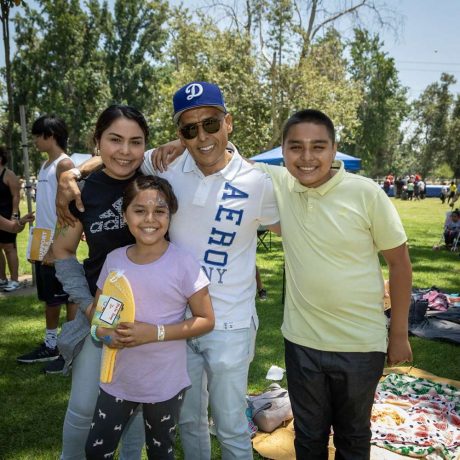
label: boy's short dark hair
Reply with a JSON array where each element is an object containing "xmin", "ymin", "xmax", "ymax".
[
  {"xmin": 31, "ymin": 115, "xmax": 69, "ymax": 151},
  {"xmin": 282, "ymin": 109, "xmax": 335, "ymax": 144}
]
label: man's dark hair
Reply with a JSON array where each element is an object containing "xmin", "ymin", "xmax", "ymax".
[
  {"xmin": 31, "ymin": 115, "xmax": 69, "ymax": 151},
  {"xmin": 282, "ymin": 109, "xmax": 335, "ymax": 144}
]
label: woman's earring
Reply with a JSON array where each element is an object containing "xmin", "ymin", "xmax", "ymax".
[{"xmin": 94, "ymin": 146, "xmax": 100, "ymax": 156}]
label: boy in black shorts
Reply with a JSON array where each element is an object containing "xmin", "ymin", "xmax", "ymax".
[{"xmin": 16, "ymin": 115, "xmax": 77, "ymax": 374}]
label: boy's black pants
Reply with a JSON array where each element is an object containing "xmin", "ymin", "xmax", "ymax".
[{"xmin": 285, "ymin": 339, "xmax": 385, "ymax": 460}]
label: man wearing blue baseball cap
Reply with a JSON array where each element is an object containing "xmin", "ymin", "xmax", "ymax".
[
  {"xmin": 57, "ymin": 81, "xmax": 280, "ymax": 460},
  {"xmin": 146, "ymin": 81, "xmax": 279, "ymax": 460}
]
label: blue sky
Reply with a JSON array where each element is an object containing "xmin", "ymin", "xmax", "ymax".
[
  {"xmin": 380, "ymin": 0, "xmax": 460, "ymax": 99},
  {"xmin": 1, "ymin": 0, "xmax": 459, "ymax": 100}
]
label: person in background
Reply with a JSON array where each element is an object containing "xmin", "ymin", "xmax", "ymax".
[
  {"xmin": 418, "ymin": 178, "xmax": 425, "ymax": 200},
  {"xmin": 440, "ymin": 182, "xmax": 449, "ymax": 204},
  {"xmin": 0, "ymin": 146, "xmax": 21, "ymax": 291},
  {"xmin": 443, "ymin": 209, "xmax": 460, "ymax": 248},
  {"xmin": 383, "ymin": 176, "xmax": 391, "ymax": 196},
  {"xmin": 394, "ymin": 176, "xmax": 403, "ymax": 199},
  {"xmin": 406, "ymin": 178, "xmax": 414, "ymax": 200},
  {"xmin": 447, "ymin": 181, "xmax": 457, "ymax": 205},
  {"xmin": 413, "ymin": 180, "xmax": 421, "ymax": 201},
  {"xmin": 450, "ymin": 189, "xmax": 460, "ymax": 209},
  {"xmin": 0, "ymin": 213, "xmax": 34, "ymax": 233},
  {"xmin": 16, "ymin": 115, "xmax": 77, "ymax": 374}
]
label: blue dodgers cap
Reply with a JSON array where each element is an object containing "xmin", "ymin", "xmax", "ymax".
[{"xmin": 173, "ymin": 81, "xmax": 227, "ymax": 124}]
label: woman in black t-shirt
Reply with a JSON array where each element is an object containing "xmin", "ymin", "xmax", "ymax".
[{"xmin": 53, "ymin": 105, "xmax": 148, "ymax": 460}]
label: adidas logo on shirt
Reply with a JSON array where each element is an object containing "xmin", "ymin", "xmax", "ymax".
[{"xmin": 89, "ymin": 198, "xmax": 126, "ymax": 234}]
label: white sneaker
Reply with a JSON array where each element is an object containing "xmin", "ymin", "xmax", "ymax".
[
  {"xmin": 0, "ymin": 278, "xmax": 8, "ymax": 287},
  {"xmin": 3, "ymin": 280, "xmax": 20, "ymax": 292}
]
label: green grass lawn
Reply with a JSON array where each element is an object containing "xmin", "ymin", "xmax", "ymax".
[{"xmin": 0, "ymin": 197, "xmax": 459, "ymax": 459}]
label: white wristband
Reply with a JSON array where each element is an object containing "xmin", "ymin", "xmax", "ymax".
[
  {"xmin": 157, "ymin": 324, "xmax": 165, "ymax": 342},
  {"xmin": 69, "ymin": 167, "xmax": 82, "ymax": 181}
]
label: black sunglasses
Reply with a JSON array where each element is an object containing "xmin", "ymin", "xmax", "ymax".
[{"xmin": 179, "ymin": 116, "xmax": 224, "ymax": 140}]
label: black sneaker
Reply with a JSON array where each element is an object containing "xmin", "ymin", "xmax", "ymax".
[
  {"xmin": 258, "ymin": 289, "xmax": 267, "ymax": 301},
  {"xmin": 43, "ymin": 355, "xmax": 66, "ymax": 374},
  {"xmin": 17, "ymin": 343, "xmax": 59, "ymax": 363}
]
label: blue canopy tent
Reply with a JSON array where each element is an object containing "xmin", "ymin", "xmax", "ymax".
[{"xmin": 250, "ymin": 146, "xmax": 362, "ymax": 172}]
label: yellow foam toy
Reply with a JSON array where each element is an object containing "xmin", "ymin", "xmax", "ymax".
[{"xmin": 95, "ymin": 271, "xmax": 136, "ymax": 383}]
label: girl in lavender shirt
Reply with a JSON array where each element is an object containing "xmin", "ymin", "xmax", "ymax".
[{"xmin": 86, "ymin": 175, "xmax": 214, "ymax": 460}]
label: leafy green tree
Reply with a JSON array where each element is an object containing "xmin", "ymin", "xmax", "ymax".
[
  {"xmin": 105, "ymin": 0, "xmax": 169, "ymax": 113},
  {"xmin": 0, "ymin": 0, "xmax": 23, "ymax": 169},
  {"xmin": 12, "ymin": 0, "xmax": 111, "ymax": 155},
  {"xmin": 263, "ymin": 28, "xmax": 362, "ymax": 149},
  {"xmin": 410, "ymin": 73, "xmax": 455, "ymax": 178},
  {"xmin": 445, "ymin": 95, "xmax": 460, "ymax": 179},
  {"xmin": 151, "ymin": 8, "xmax": 268, "ymax": 155},
  {"xmin": 163, "ymin": 11, "xmax": 361, "ymax": 154},
  {"xmin": 203, "ymin": 0, "xmax": 399, "ymax": 151},
  {"xmin": 345, "ymin": 29, "xmax": 409, "ymax": 176},
  {"xmin": 4, "ymin": 0, "xmax": 404, "ymax": 170}
]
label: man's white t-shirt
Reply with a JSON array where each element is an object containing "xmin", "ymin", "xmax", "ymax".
[{"xmin": 142, "ymin": 145, "xmax": 279, "ymax": 330}]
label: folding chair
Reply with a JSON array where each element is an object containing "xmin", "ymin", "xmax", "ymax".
[{"xmin": 257, "ymin": 226, "xmax": 271, "ymax": 251}]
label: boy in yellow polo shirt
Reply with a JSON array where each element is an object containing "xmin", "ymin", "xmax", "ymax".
[{"xmin": 258, "ymin": 109, "xmax": 413, "ymax": 459}]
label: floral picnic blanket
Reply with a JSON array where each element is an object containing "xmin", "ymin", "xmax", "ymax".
[{"xmin": 371, "ymin": 373, "xmax": 460, "ymax": 459}]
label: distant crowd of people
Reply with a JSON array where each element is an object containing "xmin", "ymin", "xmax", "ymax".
[
  {"xmin": 382, "ymin": 173, "xmax": 459, "ymax": 207},
  {"xmin": 440, "ymin": 181, "xmax": 458, "ymax": 206},
  {"xmin": 383, "ymin": 173, "xmax": 426, "ymax": 200}
]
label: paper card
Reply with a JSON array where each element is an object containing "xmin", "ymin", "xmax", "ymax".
[
  {"xmin": 26, "ymin": 227, "xmax": 53, "ymax": 262},
  {"xmin": 98, "ymin": 296, "xmax": 124, "ymax": 326}
]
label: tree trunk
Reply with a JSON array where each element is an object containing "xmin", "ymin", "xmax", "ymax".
[
  {"xmin": 1, "ymin": 2, "xmax": 15, "ymax": 170},
  {"xmin": 267, "ymin": 52, "xmax": 281, "ymax": 150}
]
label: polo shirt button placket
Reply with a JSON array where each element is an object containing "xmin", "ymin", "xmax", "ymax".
[
  {"xmin": 304, "ymin": 192, "xmax": 314, "ymax": 212},
  {"xmin": 193, "ymin": 178, "xmax": 212, "ymax": 207}
]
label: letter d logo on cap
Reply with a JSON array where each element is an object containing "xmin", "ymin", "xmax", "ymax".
[{"xmin": 185, "ymin": 83, "xmax": 203, "ymax": 101}]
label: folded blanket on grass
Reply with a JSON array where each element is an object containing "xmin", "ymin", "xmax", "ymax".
[{"xmin": 252, "ymin": 369, "xmax": 460, "ymax": 460}]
